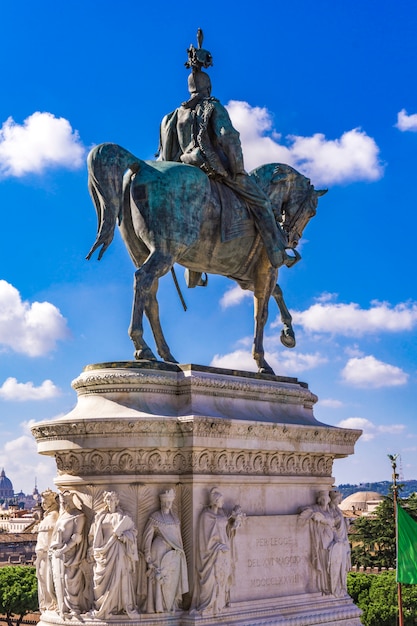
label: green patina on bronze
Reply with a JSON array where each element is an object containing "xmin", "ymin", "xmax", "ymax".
[{"xmin": 86, "ymin": 31, "xmax": 327, "ymax": 376}]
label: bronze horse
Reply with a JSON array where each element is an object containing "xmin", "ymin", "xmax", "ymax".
[{"xmin": 87, "ymin": 143, "xmax": 326, "ymax": 374}]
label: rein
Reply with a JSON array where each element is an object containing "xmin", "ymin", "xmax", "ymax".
[{"xmin": 282, "ymin": 192, "xmax": 312, "ymax": 235}]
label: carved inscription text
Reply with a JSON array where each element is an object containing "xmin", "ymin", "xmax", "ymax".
[{"xmin": 233, "ymin": 516, "xmax": 311, "ymax": 602}]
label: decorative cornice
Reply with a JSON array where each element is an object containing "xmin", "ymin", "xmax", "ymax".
[
  {"xmin": 31, "ymin": 416, "xmax": 361, "ymax": 448},
  {"xmin": 71, "ymin": 368, "xmax": 318, "ymax": 408},
  {"xmin": 72, "ymin": 371, "xmax": 170, "ymax": 391},
  {"xmin": 55, "ymin": 448, "xmax": 335, "ymax": 477}
]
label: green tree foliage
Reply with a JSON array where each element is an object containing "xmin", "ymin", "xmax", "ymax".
[
  {"xmin": 347, "ymin": 572, "xmax": 417, "ymax": 626},
  {"xmin": 0, "ymin": 566, "xmax": 38, "ymax": 626},
  {"xmin": 404, "ymin": 493, "xmax": 417, "ymax": 517},
  {"xmin": 350, "ymin": 497, "xmax": 396, "ymax": 568}
]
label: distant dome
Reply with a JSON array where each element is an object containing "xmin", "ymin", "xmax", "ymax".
[
  {"xmin": 0, "ymin": 469, "xmax": 14, "ymax": 498},
  {"xmin": 340, "ymin": 491, "xmax": 384, "ymax": 513}
]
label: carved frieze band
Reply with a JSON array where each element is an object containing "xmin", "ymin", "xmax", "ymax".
[
  {"xmin": 71, "ymin": 371, "xmax": 318, "ymax": 407},
  {"xmin": 32, "ymin": 417, "xmax": 360, "ymax": 447},
  {"xmin": 55, "ymin": 448, "xmax": 334, "ymax": 477}
]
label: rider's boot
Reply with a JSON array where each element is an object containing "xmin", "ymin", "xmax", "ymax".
[
  {"xmin": 232, "ymin": 175, "xmax": 290, "ymax": 269},
  {"xmin": 255, "ymin": 212, "xmax": 289, "ymax": 269}
]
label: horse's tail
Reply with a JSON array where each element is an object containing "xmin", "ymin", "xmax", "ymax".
[{"xmin": 86, "ymin": 143, "xmax": 141, "ymax": 260}]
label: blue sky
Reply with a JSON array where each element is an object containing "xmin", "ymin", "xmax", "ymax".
[{"xmin": 0, "ymin": 0, "xmax": 416, "ymax": 493}]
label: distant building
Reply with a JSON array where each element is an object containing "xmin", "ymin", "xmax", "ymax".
[
  {"xmin": 15, "ymin": 487, "xmax": 40, "ymax": 511},
  {"xmin": 340, "ymin": 490, "xmax": 384, "ymax": 517},
  {"xmin": 0, "ymin": 468, "xmax": 42, "ymax": 536},
  {"xmin": 0, "ymin": 533, "xmax": 37, "ymax": 565},
  {"xmin": 0, "ymin": 469, "xmax": 42, "ymax": 565},
  {"xmin": 0, "ymin": 468, "xmax": 40, "ymax": 510},
  {"xmin": 7, "ymin": 513, "xmax": 38, "ymax": 534},
  {"xmin": 0, "ymin": 469, "xmax": 14, "ymax": 499}
]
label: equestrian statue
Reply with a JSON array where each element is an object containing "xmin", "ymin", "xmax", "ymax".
[{"xmin": 86, "ymin": 30, "xmax": 327, "ymax": 375}]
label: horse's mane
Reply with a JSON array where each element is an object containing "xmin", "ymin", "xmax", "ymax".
[
  {"xmin": 249, "ymin": 163, "xmax": 309, "ymax": 191},
  {"xmin": 249, "ymin": 163, "xmax": 312, "ymax": 214}
]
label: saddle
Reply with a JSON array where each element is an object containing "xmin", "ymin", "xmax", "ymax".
[
  {"xmin": 185, "ymin": 179, "xmax": 256, "ymax": 289},
  {"xmin": 211, "ymin": 179, "xmax": 256, "ymax": 243}
]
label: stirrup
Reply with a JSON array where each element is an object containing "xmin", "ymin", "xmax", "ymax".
[
  {"xmin": 184, "ymin": 269, "xmax": 208, "ymax": 288},
  {"xmin": 284, "ymin": 248, "xmax": 301, "ymax": 268}
]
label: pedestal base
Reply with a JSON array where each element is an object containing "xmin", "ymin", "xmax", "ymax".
[{"xmin": 32, "ymin": 363, "xmax": 362, "ymax": 626}]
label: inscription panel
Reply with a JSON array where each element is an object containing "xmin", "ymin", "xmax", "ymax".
[{"xmin": 233, "ymin": 515, "xmax": 311, "ymax": 602}]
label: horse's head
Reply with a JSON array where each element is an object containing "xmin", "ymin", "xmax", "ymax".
[
  {"xmin": 280, "ymin": 178, "xmax": 327, "ymax": 249},
  {"xmin": 250, "ymin": 163, "xmax": 327, "ymax": 249}
]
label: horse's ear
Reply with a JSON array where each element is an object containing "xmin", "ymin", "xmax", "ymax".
[{"xmin": 315, "ymin": 189, "xmax": 328, "ymax": 196}]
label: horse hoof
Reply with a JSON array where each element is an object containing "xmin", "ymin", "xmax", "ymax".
[
  {"xmin": 134, "ymin": 348, "xmax": 157, "ymax": 361},
  {"xmin": 258, "ymin": 365, "xmax": 275, "ymax": 376},
  {"xmin": 280, "ymin": 330, "xmax": 296, "ymax": 348}
]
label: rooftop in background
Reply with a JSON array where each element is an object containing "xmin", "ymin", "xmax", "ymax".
[{"xmin": 340, "ymin": 491, "xmax": 384, "ymax": 517}]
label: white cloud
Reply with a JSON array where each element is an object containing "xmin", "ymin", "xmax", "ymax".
[
  {"xmin": 344, "ymin": 345, "xmax": 365, "ymax": 358},
  {"xmin": 226, "ymin": 101, "xmax": 289, "ymax": 167},
  {"xmin": 0, "ymin": 111, "xmax": 85, "ymax": 177},
  {"xmin": 290, "ymin": 297, "xmax": 417, "ymax": 336},
  {"xmin": 316, "ymin": 292, "xmax": 338, "ymax": 303},
  {"xmin": 211, "ymin": 349, "xmax": 256, "ymax": 372},
  {"xmin": 226, "ymin": 100, "xmax": 383, "ymax": 186},
  {"xmin": 396, "ymin": 109, "xmax": 417, "ymax": 132},
  {"xmin": 378, "ymin": 425, "xmax": 407, "ymax": 434},
  {"xmin": 338, "ymin": 417, "xmax": 373, "ymax": 439},
  {"xmin": 337, "ymin": 416, "xmax": 406, "ymax": 441},
  {"xmin": 0, "ymin": 377, "xmax": 60, "ymax": 401},
  {"xmin": 318, "ymin": 398, "xmax": 344, "ymax": 408},
  {"xmin": 279, "ymin": 351, "xmax": 328, "ymax": 373},
  {"xmin": 0, "ymin": 429, "xmax": 56, "ymax": 494},
  {"xmin": 211, "ymin": 348, "xmax": 327, "ymax": 374},
  {"xmin": 236, "ymin": 336, "xmax": 252, "ymax": 348},
  {"xmin": 341, "ymin": 355, "xmax": 409, "ymax": 388},
  {"xmin": 286, "ymin": 130, "xmax": 382, "ymax": 185},
  {"xmin": 0, "ymin": 280, "xmax": 69, "ymax": 356},
  {"xmin": 220, "ymin": 285, "xmax": 252, "ymax": 309}
]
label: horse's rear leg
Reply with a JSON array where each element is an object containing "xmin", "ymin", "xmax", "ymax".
[
  {"xmin": 272, "ymin": 284, "xmax": 296, "ymax": 348},
  {"xmin": 145, "ymin": 280, "xmax": 178, "ymax": 363},
  {"xmin": 252, "ymin": 262, "xmax": 278, "ymax": 375},
  {"xmin": 129, "ymin": 251, "xmax": 173, "ymax": 361}
]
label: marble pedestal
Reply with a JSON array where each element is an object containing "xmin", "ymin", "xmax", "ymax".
[{"xmin": 32, "ymin": 362, "xmax": 362, "ymax": 626}]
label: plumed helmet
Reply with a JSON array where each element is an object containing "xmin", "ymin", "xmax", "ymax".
[{"xmin": 185, "ymin": 29, "xmax": 213, "ymax": 71}]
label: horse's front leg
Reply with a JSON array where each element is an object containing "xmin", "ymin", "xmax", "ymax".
[
  {"xmin": 144, "ymin": 279, "xmax": 178, "ymax": 363},
  {"xmin": 252, "ymin": 262, "xmax": 278, "ymax": 375},
  {"xmin": 129, "ymin": 250, "xmax": 173, "ymax": 361},
  {"xmin": 272, "ymin": 283, "xmax": 296, "ymax": 348}
]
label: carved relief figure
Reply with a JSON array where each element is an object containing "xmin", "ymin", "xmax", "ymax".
[
  {"xmin": 89, "ymin": 490, "xmax": 138, "ymax": 618},
  {"xmin": 328, "ymin": 490, "xmax": 351, "ymax": 596},
  {"xmin": 299, "ymin": 490, "xmax": 335, "ymax": 595},
  {"xmin": 49, "ymin": 491, "xmax": 89, "ymax": 617},
  {"xmin": 142, "ymin": 489, "xmax": 188, "ymax": 613},
  {"xmin": 193, "ymin": 488, "xmax": 245, "ymax": 615},
  {"xmin": 35, "ymin": 489, "xmax": 59, "ymax": 612}
]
